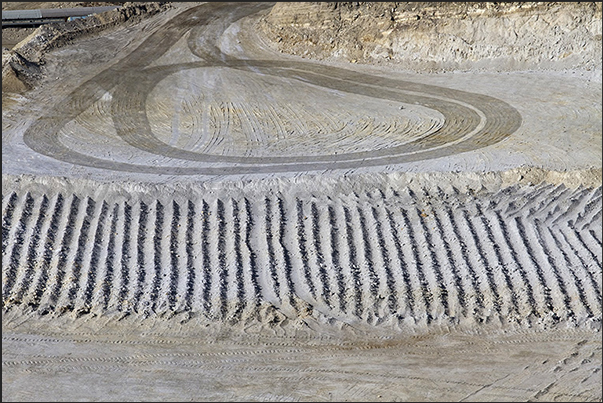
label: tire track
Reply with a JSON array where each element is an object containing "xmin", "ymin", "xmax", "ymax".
[{"xmin": 20, "ymin": 2, "xmax": 522, "ymax": 176}]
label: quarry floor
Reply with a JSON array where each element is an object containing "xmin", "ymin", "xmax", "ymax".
[{"xmin": 2, "ymin": 2, "xmax": 602, "ymax": 401}]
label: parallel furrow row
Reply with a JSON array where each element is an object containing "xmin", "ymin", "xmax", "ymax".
[{"xmin": 2, "ymin": 185, "xmax": 601, "ymax": 328}]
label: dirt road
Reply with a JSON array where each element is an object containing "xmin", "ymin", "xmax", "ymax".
[{"xmin": 2, "ymin": 2, "xmax": 601, "ymax": 401}]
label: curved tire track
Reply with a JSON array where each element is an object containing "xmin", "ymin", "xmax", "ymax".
[{"xmin": 22, "ymin": 2, "xmax": 521, "ymax": 176}]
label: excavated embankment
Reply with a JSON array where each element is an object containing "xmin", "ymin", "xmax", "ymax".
[{"xmin": 258, "ymin": 2, "xmax": 602, "ymax": 74}]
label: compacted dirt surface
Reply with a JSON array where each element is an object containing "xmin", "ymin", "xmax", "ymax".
[{"xmin": 2, "ymin": 2, "xmax": 602, "ymax": 401}]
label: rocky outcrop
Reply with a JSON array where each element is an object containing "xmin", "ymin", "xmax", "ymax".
[{"xmin": 257, "ymin": 2, "xmax": 603, "ymax": 73}]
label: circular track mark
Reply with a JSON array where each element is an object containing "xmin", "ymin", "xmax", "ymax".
[{"xmin": 23, "ymin": 2, "xmax": 522, "ymax": 176}]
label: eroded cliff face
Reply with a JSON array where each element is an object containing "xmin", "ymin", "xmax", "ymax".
[{"xmin": 257, "ymin": 2, "xmax": 602, "ymax": 72}]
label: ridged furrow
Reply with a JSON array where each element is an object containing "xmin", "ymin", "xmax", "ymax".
[
  {"xmin": 148, "ymin": 200, "xmax": 166, "ymax": 313},
  {"xmin": 368, "ymin": 202, "xmax": 399, "ymax": 317},
  {"xmin": 552, "ymin": 225, "xmax": 602, "ymax": 312},
  {"xmin": 538, "ymin": 222, "xmax": 596, "ymax": 320},
  {"xmin": 458, "ymin": 208, "xmax": 503, "ymax": 319},
  {"xmin": 356, "ymin": 202, "xmax": 388, "ymax": 324},
  {"xmin": 524, "ymin": 217, "xmax": 577, "ymax": 321},
  {"xmin": 342, "ymin": 204, "xmax": 365, "ymax": 319},
  {"xmin": 509, "ymin": 216, "xmax": 559, "ymax": 316},
  {"xmin": 383, "ymin": 204, "xmax": 416, "ymax": 320},
  {"xmin": 205, "ymin": 198, "xmax": 225, "ymax": 319},
  {"xmin": 327, "ymin": 204, "xmax": 348, "ymax": 314},
  {"xmin": 28, "ymin": 194, "xmax": 65, "ymax": 310},
  {"xmin": 79, "ymin": 201, "xmax": 110, "ymax": 313},
  {"xmin": 1, "ymin": 192, "xmax": 18, "ymax": 259},
  {"xmin": 229, "ymin": 199, "xmax": 246, "ymax": 322},
  {"xmin": 574, "ymin": 188, "xmax": 602, "ymax": 231},
  {"xmin": 569, "ymin": 227, "xmax": 602, "ymax": 271},
  {"xmin": 2, "ymin": 193, "xmax": 35, "ymax": 304},
  {"xmin": 116, "ymin": 201, "xmax": 132, "ymax": 311},
  {"xmin": 295, "ymin": 198, "xmax": 317, "ymax": 303},
  {"xmin": 40, "ymin": 195, "xmax": 80, "ymax": 312},
  {"xmin": 548, "ymin": 187, "xmax": 595, "ymax": 226},
  {"xmin": 262, "ymin": 196, "xmax": 283, "ymax": 306},
  {"xmin": 473, "ymin": 203, "xmax": 522, "ymax": 320},
  {"xmin": 419, "ymin": 191, "xmax": 465, "ymax": 320},
  {"xmin": 168, "ymin": 200, "xmax": 182, "ymax": 312},
  {"xmin": 9, "ymin": 195, "xmax": 50, "ymax": 307},
  {"xmin": 410, "ymin": 195, "xmax": 452, "ymax": 322},
  {"xmin": 276, "ymin": 196, "xmax": 300, "ymax": 312},
  {"xmin": 503, "ymin": 184, "xmax": 558, "ymax": 218},
  {"xmin": 390, "ymin": 202, "xmax": 433, "ymax": 325},
  {"xmin": 2, "ymin": 185, "xmax": 601, "ymax": 329},
  {"xmin": 216, "ymin": 199, "xmax": 228, "ymax": 319},
  {"xmin": 133, "ymin": 201, "xmax": 150, "ymax": 314},
  {"xmin": 243, "ymin": 198, "xmax": 262, "ymax": 310},
  {"xmin": 100, "ymin": 204, "xmax": 120, "ymax": 311},
  {"xmin": 200, "ymin": 199, "xmax": 213, "ymax": 313},
  {"xmin": 49, "ymin": 196, "xmax": 93, "ymax": 313},
  {"xmin": 488, "ymin": 209, "xmax": 539, "ymax": 318},
  {"xmin": 435, "ymin": 196, "xmax": 484, "ymax": 320},
  {"xmin": 310, "ymin": 200, "xmax": 333, "ymax": 310}
]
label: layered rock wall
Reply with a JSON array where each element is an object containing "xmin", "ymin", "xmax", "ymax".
[{"xmin": 258, "ymin": 2, "xmax": 602, "ymax": 72}]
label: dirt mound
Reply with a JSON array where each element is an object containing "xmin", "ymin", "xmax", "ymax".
[
  {"xmin": 1, "ymin": 2, "xmax": 171, "ymax": 95},
  {"xmin": 257, "ymin": 2, "xmax": 603, "ymax": 73},
  {"xmin": 1, "ymin": 47, "xmax": 42, "ymax": 91}
]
